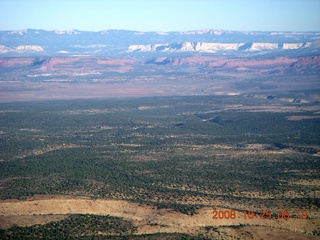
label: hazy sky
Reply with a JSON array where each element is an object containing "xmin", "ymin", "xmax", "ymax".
[{"xmin": 1, "ymin": 0, "xmax": 319, "ymax": 32}]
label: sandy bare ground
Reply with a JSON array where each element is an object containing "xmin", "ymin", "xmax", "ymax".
[
  {"xmin": 0, "ymin": 195, "xmax": 319, "ymax": 239},
  {"xmin": 286, "ymin": 115, "xmax": 320, "ymax": 121}
]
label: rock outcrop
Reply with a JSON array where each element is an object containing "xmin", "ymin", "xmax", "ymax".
[
  {"xmin": 16, "ymin": 45, "xmax": 44, "ymax": 52},
  {"xmin": 128, "ymin": 41, "xmax": 315, "ymax": 53},
  {"xmin": 0, "ymin": 45, "xmax": 44, "ymax": 54}
]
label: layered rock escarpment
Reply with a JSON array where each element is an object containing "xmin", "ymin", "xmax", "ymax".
[
  {"xmin": 1, "ymin": 55, "xmax": 319, "ymax": 76},
  {"xmin": 128, "ymin": 41, "xmax": 316, "ymax": 53},
  {"xmin": 0, "ymin": 45, "xmax": 44, "ymax": 54}
]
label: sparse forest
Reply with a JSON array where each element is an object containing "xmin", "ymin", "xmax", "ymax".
[{"xmin": 1, "ymin": 95, "xmax": 319, "ymax": 237}]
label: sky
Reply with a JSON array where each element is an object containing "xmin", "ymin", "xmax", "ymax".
[{"xmin": 0, "ymin": 0, "xmax": 319, "ymax": 32}]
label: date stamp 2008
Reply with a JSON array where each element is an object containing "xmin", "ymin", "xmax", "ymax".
[{"xmin": 212, "ymin": 209, "xmax": 309, "ymax": 220}]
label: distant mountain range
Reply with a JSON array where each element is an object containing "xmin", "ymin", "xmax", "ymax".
[
  {"xmin": 0, "ymin": 29, "xmax": 319, "ymax": 102},
  {"xmin": 0, "ymin": 29, "xmax": 319, "ymax": 56}
]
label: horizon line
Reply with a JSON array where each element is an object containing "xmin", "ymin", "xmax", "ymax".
[{"xmin": 2, "ymin": 28, "xmax": 320, "ymax": 33}]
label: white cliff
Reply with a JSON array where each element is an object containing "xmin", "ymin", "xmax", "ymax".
[
  {"xmin": 127, "ymin": 41, "xmax": 314, "ymax": 53},
  {"xmin": 16, "ymin": 45, "xmax": 45, "ymax": 52},
  {"xmin": 249, "ymin": 43, "xmax": 279, "ymax": 51}
]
